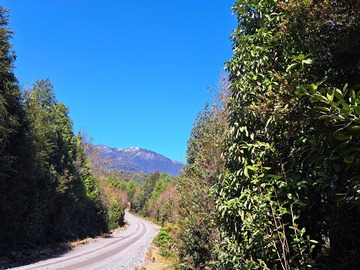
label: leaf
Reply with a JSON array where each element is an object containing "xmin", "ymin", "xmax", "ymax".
[
  {"xmin": 294, "ymin": 200, "xmax": 307, "ymax": 207},
  {"xmin": 344, "ymin": 155, "xmax": 355, "ymax": 164},
  {"xmin": 334, "ymin": 88, "xmax": 343, "ymax": 100},
  {"xmin": 302, "ymin": 58, "xmax": 313, "ymax": 65},
  {"xmin": 334, "ymin": 133, "xmax": 348, "ymax": 141},
  {"xmin": 343, "ymin": 83, "xmax": 348, "ymax": 95},
  {"xmin": 244, "ymin": 167, "xmax": 249, "ymax": 178},
  {"xmin": 355, "ymin": 106, "xmax": 360, "ymax": 116},
  {"xmin": 316, "ymin": 106, "xmax": 331, "ymax": 112},
  {"xmin": 247, "ymin": 165, "xmax": 258, "ymax": 171},
  {"xmin": 314, "ymin": 94, "xmax": 328, "ymax": 103},
  {"xmin": 310, "ymin": 83, "xmax": 318, "ymax": 93},
  {"xmin": 286, "ymin": 62, "xmax": 298, "ymax": 72},
  {"xmin": 326, "ymin": 92, "xmax": 333, "ymax": 102},
  {"xmin": 342, "ymin": 102, "xmax": 350, "ymax": 112},
  {"xmin": 294, "ymin": 54, "xmax": 305, "ymax": 61},
  {"xmin": 350, "ymin": 125, "xmax": 360, "ymax": 131},
  {"xmin": 268, "ymin": 174, "xmax": 282, "ymax": 179}
]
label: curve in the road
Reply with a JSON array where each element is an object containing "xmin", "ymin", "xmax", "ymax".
[
  {"xmin": 23, "ymin": 220, "xmax": 143, "ymax": 270},
  {"xmin": 12, "ymin": 212, "xmax": 159, "ymax": 270},
  {"xmin": 62, "ymin": 218, "xmax": 148, "ymax": 269}
]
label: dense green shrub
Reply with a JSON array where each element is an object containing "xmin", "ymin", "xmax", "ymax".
[{"xmin": 217, "ymin": 0, "xmax": 360, "ymax": 269}]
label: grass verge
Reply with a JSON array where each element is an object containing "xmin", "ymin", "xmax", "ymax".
[{"xmin": 138, "ymin": 242, "xmax": 175, "ymax": 270}]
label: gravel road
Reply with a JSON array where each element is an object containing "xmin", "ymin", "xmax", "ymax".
[{"xmin": 9, "ymin": 212, "xmax": 160, "ymax": 270}]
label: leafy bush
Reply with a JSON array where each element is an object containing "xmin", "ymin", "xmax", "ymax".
[{"xmin": 154, "ymin": 224, "xmax": 177, "ymax": 257}]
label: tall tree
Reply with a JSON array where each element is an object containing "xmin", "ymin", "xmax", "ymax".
[
  {"xmin": 0, "ymin": 6, "xmax": 35, "ymax": 246},
  {"xmin": 177, "ymin": 77, "xmax": 228, "ymax": 269},
  {"xmin": 0, "ymin": 5, "xmax": 117, "ymax": 253},
  {"xmin": 284, "ymin": 1, "xmax": 360, "ymax": 267},
  {"xmin": 217, "ymin": 0, "xmax": 360, "ymax": 269},
  {"xmin": 24, "ymin": 79, "xmax": 108, "ymax": 241}
]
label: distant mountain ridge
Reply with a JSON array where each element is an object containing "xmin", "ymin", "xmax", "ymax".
[{"xmin": 96, "ymin": 145, "xmax": 183, "ymax": 176}]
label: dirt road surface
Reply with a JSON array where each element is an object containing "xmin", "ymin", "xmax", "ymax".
[{"xmin": 10, "ymin": 212, "xmax": 160, "ymax": 270}]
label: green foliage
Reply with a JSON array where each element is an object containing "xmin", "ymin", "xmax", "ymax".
[
  {"xmin": 177, "ymin": 176, "xmax": 219, "ymax": 269},
  {"xmin": 0, "ymin": 6, "xmax": 37, "ymax": 251},
  {"xmin": 219, "ymin": 1, "xmax": 312, "ymax": 269},
  {"xmin": 76, "ymin": 134, "xmax": 100, "ymax": 201},
  {"xmin": 144, "ymin": 174, "xmax": 173, "ymax": 210},
  {"xmin": 107, "ymin": 200, "xmax": 124, "ymax": 230},
  {"xmin": 126, "ymin": 180, "xmax": 137, "ymax": 202},
  {"xmin": 130, "ymin": 172, "xmax": 177, "ymax": 225},
  {"xmin": 176, "ymin": 76, "xmax": 228, "ymax": 269},
  {"xmin": 217, "ymin": 0, "xmax": 360, "ymax": 269},
  {"xmin": 294, "ymin": 82, "xmax": 360, "ymax": 268},
  {"xmin": 0, "ymin": 31, "xmax": 110, "ymax": 250},
  {"xmin": 22, "ymin": 79, "xmax": 108, "ymax": 243},
  {"xmin": 154, "ymin": 223, "xmax": 177, "ymax": 258},
  {"xmin": 0, "ymin": 4, "xmax": 126, "ymax": 256}
]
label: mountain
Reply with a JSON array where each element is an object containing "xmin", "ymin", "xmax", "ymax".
[{"xmin": 95, "ymin": 145, "xmax": 183, "ymax": 176}]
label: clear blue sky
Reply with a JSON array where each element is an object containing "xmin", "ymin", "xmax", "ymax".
[{"xmin": 2, "ymin": 0, "xmax": 236, "ymax": 163}]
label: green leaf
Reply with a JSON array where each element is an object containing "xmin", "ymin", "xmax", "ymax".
[
  {"xmin": 314, "ymin": 94, "xmax": 328, "ymax": 103},
  {"xmin": 341, "ymin": 102, "xmax": 350, "ymax": 112},
  {"xmin": 247, "ymin": 165, "xmax": 258, "ymax": 171},
  {"xmin": 292, "ymin": 199, "xmax": 306, "ymax": 206},
  {"xmin": 355, "ymin": 106, "xmax": 360, "ymax": 116},
  {"xmin": 244, "ymin": 167, "xmax": 249, "ymax": 178},
  {"xmin": 350, "ymin": 125, "xmax": 360, "ymax": 131},
  {"xmin": 326, "ymin": 92, "xmax": 333, "ymax": 102},
  {"xmin": 334, "ymin": 133, "xmax": 349, "ymax": 141},
  {"xmin": 344, "ymin": 155, "xmax": 355, "ymax": 164},
  {"xmin": 294, "ymin": 54, "xmax": 305, "ymax": 61},
  {"xmin": 268, "ymin": 174, "xmax": 282, "ymax": 179},
  {"xmin": 286, "ymin": 62, "xmax": 298, "ymax": 72},
  {"xmin": 316, "ymin": 106, "xmax": 331, "ymax": 112},
  {"xmin": 334, "ymin": 88, "xmax": 343, "ymax": 100}
]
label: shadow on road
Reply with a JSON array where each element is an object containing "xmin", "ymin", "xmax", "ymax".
[{"xmin": 0, "ymin": 244, "xmax": 72, "ymax": 269}]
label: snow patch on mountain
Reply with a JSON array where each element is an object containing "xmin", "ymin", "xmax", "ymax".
[{"xmin": 95, "ymin": 145, "xmax": 183, "ymax": 176}]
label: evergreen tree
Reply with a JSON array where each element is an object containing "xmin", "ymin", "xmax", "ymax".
[
  {"xmin": 24, "ymin": 79, "xmax": 108, "ymax": 241},
  {"xmin": 0, "ymin": 5, "xmax": 117, "ymax": 254},
  {"xmin": 0, "ymin": 6, "xmax": 35, "ymax": 248}
]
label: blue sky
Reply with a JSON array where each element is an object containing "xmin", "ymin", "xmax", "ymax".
[{"xmin": 2, "ymin": 0, "xmax": 236, "ymax": 163}]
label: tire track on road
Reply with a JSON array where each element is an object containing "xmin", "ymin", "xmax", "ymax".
[
  {"xmin": 61, "ymin": 218, "xmax": 148, "ymax": 269},
  {"xmin": 16, "ymin": 213, "xmax": 155, "ymax": 270}
]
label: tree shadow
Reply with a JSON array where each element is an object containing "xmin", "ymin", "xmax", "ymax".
[{"xmin": 0, "ymin": 243, "xmax": 72, "ymax": 269}]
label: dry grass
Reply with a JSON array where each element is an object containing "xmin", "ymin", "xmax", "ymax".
[{"xmin": 138, "ymin": 243, "xmax": 175, "ymax": 270}]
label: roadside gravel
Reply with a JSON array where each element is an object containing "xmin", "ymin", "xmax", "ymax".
[{"xmin": 8, "ymin": 212, "xmax": 160, "ymax": 270}]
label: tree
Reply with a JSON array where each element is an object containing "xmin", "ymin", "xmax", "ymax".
[
  {"xmin": 23, "ymin": 79, "xmax": 108, "ymax": 242},
  {"xmin": 0, "ymin": 5, "xmax": 123, "ymax": 252},
  {"xmin": 0, "ymin": 6, "xmax": 36, "ymax": 247},
  {"xmin": 284, "ymin": 1, "xmax": 360, "ymax": 267},
  {"xmin": 177, "ymin": 77, "xmax": 228, "ymax": 269},
  {"xmin": 217, "ymin": 0, "xmax": 360, "ymax": 269}
]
